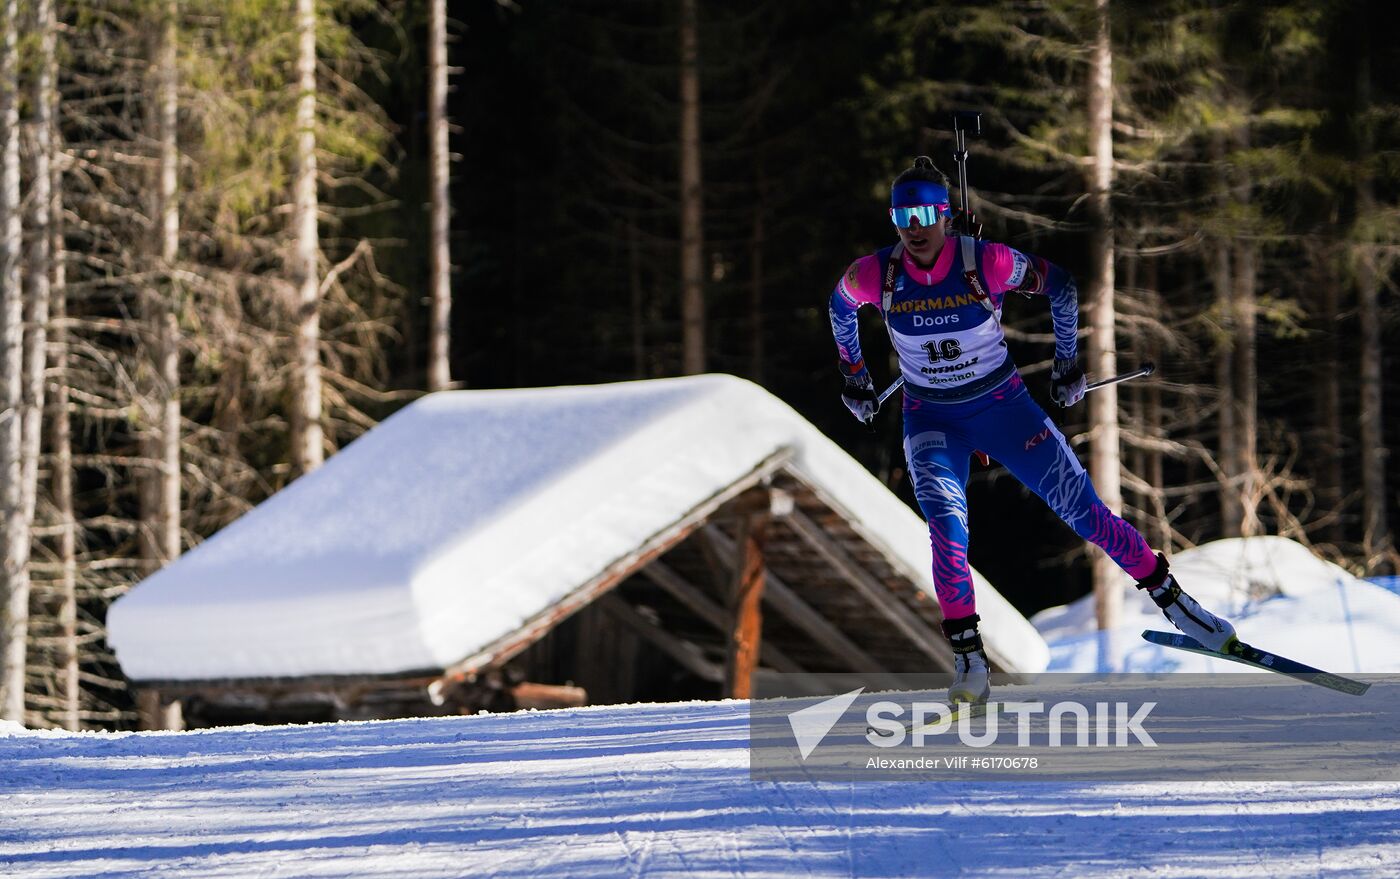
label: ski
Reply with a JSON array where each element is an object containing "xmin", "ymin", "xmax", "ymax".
[
  {"xmin": 867, "ymin": 700, "xmax": 989, "ymax": 738},
  {"xmin": 1141, "ymin": 630, "xmax": 1371, "ymax": 696}
]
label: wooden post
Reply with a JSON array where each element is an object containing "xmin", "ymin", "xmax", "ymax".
[
  {"xmin": 136, "ymin": 689, "xmax": 184, "ymax": 731},
  {"xmin": 702, "ymin": 525, "xmax": 891, "ymax": 675},
  {"xmin": 510, "ymin": 682, "xmax": 587, "ymax": 710},
  {"xmin": 725, "ymin": 497, "xmax": 769, "ymax": 699}
]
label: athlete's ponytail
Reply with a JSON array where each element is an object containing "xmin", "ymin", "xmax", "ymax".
[{"xmin": 893, "ymin": 156, "xmax": 950, "ymax": 189}]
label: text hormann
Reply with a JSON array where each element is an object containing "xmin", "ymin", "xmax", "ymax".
[{"xmin": 889, "ymin": 292, "xmax": 988, "ymax": 314}]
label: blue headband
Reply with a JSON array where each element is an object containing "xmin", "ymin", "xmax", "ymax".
[{"xmin": 891, "ymin": 179, "xmax": 950, "ymax": 210}]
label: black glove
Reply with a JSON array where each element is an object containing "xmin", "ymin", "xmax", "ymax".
[
  {"xmin": 1050, "ymin": 358, "xmax": 1086, "ymax": 408},
  {"xmin": 838, "ymin": 361, "xmax": 879, "ymax": 425}
]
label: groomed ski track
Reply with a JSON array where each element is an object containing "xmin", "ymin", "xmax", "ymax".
[{"xmin": 4, "ymin": 699, "xmax": 1399, "ymax": 878}]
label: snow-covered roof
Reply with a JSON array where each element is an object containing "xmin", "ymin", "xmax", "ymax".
[{"xmin": 108, "ymin": 374, "xmax": 1047, "ymax": 682}]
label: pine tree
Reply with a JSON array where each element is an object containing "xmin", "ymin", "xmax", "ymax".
[
  {"xmin": 678, "ymin": 0, "xmax": 706, "ymax": 374},
  {"xmin": 1352, "ymin": 17, "xmax": 1394, "ymax": 574},
  {"xmin": 0, "ymin": 0, "xmax": 28, "ymax": 724},
  {"xmin": 426, "ymin": 0, "xmax": 452, "ymax": 391}
]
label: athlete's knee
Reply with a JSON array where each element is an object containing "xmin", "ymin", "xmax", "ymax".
[
  {"xmin": 909, "ymin": 461, "xmax": 968, "ymax": 528},
  {"xmin": 1041, "ymin": 468, "xmax": 1102, "ymax": 532}
]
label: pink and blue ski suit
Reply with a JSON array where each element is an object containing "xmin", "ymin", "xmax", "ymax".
[{"xmin": 828, "ymin": 236, "xmax": 1159, "ymax": 619}]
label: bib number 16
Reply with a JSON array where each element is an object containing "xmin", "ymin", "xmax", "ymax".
[{"xmin": 922, "ymin": 339, "xmax": 963, "ymax": 363}]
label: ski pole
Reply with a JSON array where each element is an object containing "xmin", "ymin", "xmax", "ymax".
[
  {"xmin": 1085, "ymin": 360, "xmax": 1155, "ymax": 392},
  {"xmin": 876, "ymin": 361, "xmax": 1155, "ymax": 409},
  {"xmin": 876, "ymin": 377, "xmax": 905, "ymax": 408}
]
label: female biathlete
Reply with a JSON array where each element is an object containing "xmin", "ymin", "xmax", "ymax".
[{"xmin": 828, "ymin": 156, "xmax": 1235, "ymax": 703}]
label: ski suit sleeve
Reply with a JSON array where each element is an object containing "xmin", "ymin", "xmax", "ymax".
[
  {"xmin": 828, "ymin": 254, "xmax": 883, "ymax": 372},
  {"xmin": 980, "ymin": 242, "xmax": 1079, "ymax": 363}
]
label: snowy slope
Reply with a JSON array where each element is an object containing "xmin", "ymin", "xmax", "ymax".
[
  {"xmin": 108, "ymin": 375, "xmax": 1046, "ymax": 682},
  {"xmin": 1034, "ymin": 537, "xmax": 1400, "ymax": 673},
  {"xmin": 4, "ymin": 701, "xmax": 1399, "ymax": 878}
]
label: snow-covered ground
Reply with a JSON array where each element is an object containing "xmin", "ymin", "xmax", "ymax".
[
  {"xmin": 1034, "ymin": 537, "xmax": 1400, "ymax": 674},
  {"xmin": 5, "ymin": 699, "xmax": 1400, "ymax": 878},
  {"xmin": 16, "ymin": 536, "xmax": 1400, "ymax": 876}
]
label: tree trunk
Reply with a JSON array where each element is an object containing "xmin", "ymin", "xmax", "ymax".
[
  {"xmin": 1231, "ymin": 126, "xmax": 1260, "ymax": 538},
  {"xmin": 426, "ymin": 0, "xmax": 452, "ymax": 392},
  {"xmin": 19, "ymin": 0, "xmax": 53, "ymax": 728},
  {"xmin": 21, "ymin": 0, "xmax": 53, "ymax": 537},
  {"xmin": 1304, "ymin": 236, "xmax": 1349, "ymax": 548},
  {"xmin": 1121, "ymin": 250, "xmax": 1144, "ymax": 500},
  {"xmin": 1314, "ymin": 243, "xmax": 1345, "ymax": 548},
  {"xmin": 1086, "ymin": 0, "xmax": 1121, "ymax": 634},
  {"xmin": 1232, "ymin": 238, "xmax": 1260, "ymax": 537},
  {"xmin": 159, "ymin": 0, "xmax": 181, "ymax": 561},
  {"xmin": 0, "ymin": 0, "xmax": 29, "ymax": 723},
  {"xmin": 677, "ymin": 0, "xmax": 705, "ymax": 375},
  {"xmin": 1355, "ymin": 40, "xmax": 1391, "ymax": 574},
  {"xmin": 42, "ymin": 0, "xmax": 74, "ymax": 731},
  {"xmin": 1142, "ymin": 258, "xmax": 1170, "ymax": 551},
  {"xmin": 1210, "ymin": 136, "xmax": 1240, "ymax": 538},
  {"xmin": 749, "ymin": 167, "xmax": 766, "ymax": 383},
  {"xmin": 292, "ymin": 0, "xmax": 323, "ymax": 473},
  {"xmin": 50, "ymin": 193, "xmax": 76, "ymax": 731},
  {"xmin": 140, "ymin": 0, "xmax": 181, "ymax": 566},
  {"xmin": 628, "ymin": 221, "xmax": 645, "ymax": 378}
]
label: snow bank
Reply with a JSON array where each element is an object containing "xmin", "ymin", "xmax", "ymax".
[
  {"xmin": 0, "ymin": 720, "xmax": 83, "ymax": 738},
  {"xmin": 108, "ymin": 375, "xmax": 1047, "ymax": 682},
  {"xmin": 1033, "ymin": 536, "xmax": 1400, "ymax": 673}
]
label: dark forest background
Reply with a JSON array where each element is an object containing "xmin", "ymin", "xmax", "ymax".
[
  {"xmin": 2, "ymin": 0, "xmax": 1398, "ymax": 727},
  {"xmin": 422, "ymin": 0, "xmax": 1400, "ymax": 602}
]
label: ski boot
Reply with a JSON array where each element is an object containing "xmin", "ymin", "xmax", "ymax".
[
  {"xmin": 941, "ymin": 614, "xmax": 990, "ymax": 704},
  {"xmin": 1135, "ymin": 552, "xmax": 1237, "ymax": 652}
]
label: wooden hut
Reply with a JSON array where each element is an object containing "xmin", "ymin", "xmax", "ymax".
[{"xmin": 107, "ymin": 375, "xmax": 1047, "ymax": 729}]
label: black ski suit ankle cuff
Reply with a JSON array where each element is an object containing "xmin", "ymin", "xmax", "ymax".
[
  {"xmin": 1134, "ymin": 553, "xmax": 1170, "ymax": 592},
  {"xmin": 940, "ymin": 613, "xmax": 981, "ymax": 640}
]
